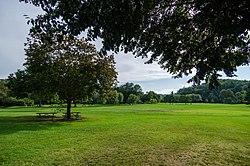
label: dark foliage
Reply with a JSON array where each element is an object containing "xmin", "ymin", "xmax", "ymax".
[
  {"xmin": 20, "ymin": 0, "xmax": 250, "ymax": 87},
  {"xmin": 246, "ymin": 82, "xmax": 250, "ymax": 104}
]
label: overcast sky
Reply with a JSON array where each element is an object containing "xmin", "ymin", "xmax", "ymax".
[{"xmin": 0, "ymin": 1, "xmax": 249, "ymax": 94}]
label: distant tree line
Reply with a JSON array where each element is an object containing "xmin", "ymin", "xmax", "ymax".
[
  {"xmin": 0, "ymin": 80, "xmax": 163, "ymax": 106},
  {"xmin": 0, "ymin": 79, "xmax": 33, "ymax": 106},
  {"xmin": 176, "ymin": 79, "xmax": 250, "ymax": 104},
  {"xmin": 86, "ymin": 83, "xmax": 162, "ymax": 105},
  {"xmin": 163, "ymin": 93, "xmax": 202, "ymax": 104},
  {"xmin": 1, "ymin": 79, "xmax": 250, "ymax": 107}
]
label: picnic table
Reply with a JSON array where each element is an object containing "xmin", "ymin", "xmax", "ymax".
[
  {"xmin": 36, "ymin": 112, "xmax": 57, "ymax": 121},
  {"xmin": 63, "ymin": 112, "xmax": 81, "ymax": 119}
]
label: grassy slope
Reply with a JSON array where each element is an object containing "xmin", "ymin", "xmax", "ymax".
[{"xmin": 0, "ymin": 104, "xmax": 249, "ymax": 165}]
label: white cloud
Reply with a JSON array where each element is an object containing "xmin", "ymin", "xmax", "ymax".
[
  {"xmin": 153, "ymin": 89, "xmax": 179, "ymax": 94},
  {"xmin": 115, "ymin": 52, "xmax": 173, "ymax": 83},
  {"xmin": 0, "ymin": 1, "xmax": 43, "ymax": 78},
  {"xmin": 88, "ymin": 38, "xmax": 174, "ymax": 83}
]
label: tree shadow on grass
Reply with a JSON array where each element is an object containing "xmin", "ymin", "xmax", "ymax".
[
  {"xmin": 81, "ymin": 104, "xmax": 126, "ymax": 108},
  {"xmin": 0, "ymin": 106, "xmax": 52, "ymax": 112},
  {"xmin": 0, "ymin": 115, "xmax": 67, "ymax": 136}
]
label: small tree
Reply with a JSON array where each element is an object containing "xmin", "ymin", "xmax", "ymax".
[
  {"xmin": 179, "ymin": 95, "xmax": 191, "ymax": 104},
  {"xmin": 117, "ymin": 92, "xmax": 124, "ymax": 104},
  {"xmin": 0, "ymin": 80, "xmax": 8, "ymax": 99},
  {"xmin": 8, "ymin": 70, "xmax": 30, "ymax": 99},
  {"xmin": 173, "ymin": 94, "xmax": 181, "ymax": 103},
  {"xmin": 187, "ymin": 94, "xmax": 202, "ymax": 103},
  {"xmin": 208, "ymin": 93, "xmax": 218, "ymax": 103},
  {"xmin": 163, "ymin": 94, "xmax": 174, "ymax": 104},
  {"xmin": 235, "ymin": 91, "xmax": 246, "ymax": 104},
  {"xmin": 107, "ymin": 90, "xmax": 119, "ymax": 104},
  {"xmin": 246, "ymin": 82, "xmax": 250, "ymax": 104},
  {"xmin": 127, "ymin": 94, "xmax": 139, "ymax": 104},
  {"xmin": 149, "ymin": 98, "xmax": 158, "ymax": 104},
  {"xmin": 220, "ymin": 89, "xmax": 236, "ymax": 104},
  {"xmin": 141, "ymin": 91, "xmax": 160, "ymax": 103}
]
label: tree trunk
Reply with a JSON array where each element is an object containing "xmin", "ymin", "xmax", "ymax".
[
  {"xmin": 66, "ymin": 99, "xmax": 71, "ymax": 120},
  {"xmin": 38, "ymin": 100, "xmax": 42, "ymax": 107}
]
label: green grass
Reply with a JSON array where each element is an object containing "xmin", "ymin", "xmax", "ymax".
[{"xmin": 0, "ymin": 104, "xmax": 249, "ymax": 165}]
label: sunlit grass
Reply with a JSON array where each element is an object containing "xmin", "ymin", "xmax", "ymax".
[{"xmin": 0, "ymin": 104, "xmax": 249, "ymax": 165}]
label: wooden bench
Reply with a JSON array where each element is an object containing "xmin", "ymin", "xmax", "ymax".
[
  {"xmin": 36, "ymin": 112, "xmax": 57, "ymax": 121},
  {"xmin": 63, "ymin": 112, "xmax": 81, "ymax": 119}
]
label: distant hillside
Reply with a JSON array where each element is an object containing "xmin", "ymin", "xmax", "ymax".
[{"xmin": 177, "ymin": 79, "xmax": 249, "ymax": 103}]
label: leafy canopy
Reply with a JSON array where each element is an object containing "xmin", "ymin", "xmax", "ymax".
[
  {"xmin": 8, "ymin": 70, "xmax": 31, "ymax": 99},
  {"xmin": 20, "ymin": 30, "xmax": 117, "ymax": 118},
  {"xmin": 20, "ymin": 0, "xmax": 250, "ymax": 87},
  {"xmin": 25, "ymin": 31, "xmax": 117, "ymax": 100},
  {"xmin": 0, "ymin": 80, "xmax": 9, "ymax": 99}
]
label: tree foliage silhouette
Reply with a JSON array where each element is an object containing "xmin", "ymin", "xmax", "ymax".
[{"xmin": 21, "ymin": 0, "xmax": 250, "ymax": 87}]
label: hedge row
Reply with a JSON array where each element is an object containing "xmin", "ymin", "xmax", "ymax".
[{"xmin": 0, "ymin": 97, "xmax": 34, "ymax": 107}]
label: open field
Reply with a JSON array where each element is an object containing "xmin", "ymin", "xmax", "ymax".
[{"xmin": 0, "ymin": 104, "xmax": 249, "ymax": 165}]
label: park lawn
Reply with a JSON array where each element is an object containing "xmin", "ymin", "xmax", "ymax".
[{"xmin": 0, "ymin": 104, "xmax": 249, "ymax": 165}]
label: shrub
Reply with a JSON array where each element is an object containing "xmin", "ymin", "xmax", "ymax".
[
  {"xmin": 127, "ymin": 94, "xmax": 139, "ymax": 104},
  {"xmin": 0, "ymin": 97, "xmax": 34, "ymax": 107},
  {"xmin": 146, "ymin": 98, "xmax": 158, "ymax": 104}
]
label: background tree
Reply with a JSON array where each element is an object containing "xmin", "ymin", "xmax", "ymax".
[
  {"xmin": 90, "ymin": 91, "xmax": 106, "ymax": 104},
  {"xmin": 164, "ymin": 91, "xmax": 175, "ymax": 104},
  {"xmin": 24, "ymin": 32, "xmax": 117, "ymax": 119},
  {"xmin": 21, "ymin": 0, "xmax": 250, "ymax": 87},
  {"xmin": 106, "ymin": 90, "xmax": 119, "ymax": 104},
  {"xmin": 177, "ymin": 79, "xmax": 249, "ymax": 103},
  {"xmin": 0, "ymin": 80, "xmax": 9, "ymax": 106},
  {"xmin": 7, "ymin": 70, "xmax": 49, "ymax": 107},
  {"xmin": 219, "ymin": 89, "xmax": 236, "ymax": 104},
  {"xmin": 149, "ymin": 98, "xmax": 158, "ymax": 104},
  {"xmin": 179, "ymin": 95, "xmax": 191, "ymax": 104},
  {"xmin": 246, "ymin": 82, "xmax": 250, "ymax": 104},
  {"xmin": 127, "ymin": 94, "xmax": 140, "ymax": 104},
  {"xmin": 173, "ymin": 94, "xmax": 181, "ymax": 103},
  {"xmin": 8, "ymin": 70, "xmax": 30, "ymax": 99},
  {"xmin": 164, "ymin": 94, "xmax": 172, "ymax": 104},
  {"xmin": 187, "ymin": 94, "xmax": 202, "ymax": 103},
  {"xmin": 141, "ymin": 91, "xmax": 160, "ymax": 103},
  {"xmin": 116, "ymin": 83, "xmax": 143, "ymax": 103},
  {"xmin": 0, "ymin": 80, "xmax": 8, "ymax": 99},
  {"xmin": 207, "ymin": 93, "xmax": 218, "ymax": 103},
  {"xmin": 235, "ymin": 91, "xmax": 246, "ymax": 104},
  {"xmin": 117, "ymin": 92, "xmax": 124, "ymax": 104}
]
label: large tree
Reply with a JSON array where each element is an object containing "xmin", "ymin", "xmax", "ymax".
[
  {"xmin": 21, "ymin": 0, "xmax": 250, "ymax": 87},
  {"xmin": 24, "ymin": 32, "xmax": 117, "ymax": 119}
]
